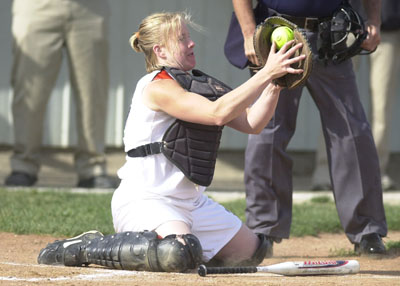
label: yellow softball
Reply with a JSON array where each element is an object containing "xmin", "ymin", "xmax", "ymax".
[{"xmin": 270, "ymin": 26, "xmax": 294, "ymax": 50}]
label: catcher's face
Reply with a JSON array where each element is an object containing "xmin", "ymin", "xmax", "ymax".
[{"xmin": 171, "ymin": 23, "xmax": 196, "ymax": 71}]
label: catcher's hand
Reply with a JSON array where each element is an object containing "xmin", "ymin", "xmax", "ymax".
[{"xmin": 253, "ymin": 16, "xmax": 312, "ymax": 89}]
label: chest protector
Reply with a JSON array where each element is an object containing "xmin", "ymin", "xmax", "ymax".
[{"xmin": 127, "ymin": 67, "xmax": 232, "ymax": 186}]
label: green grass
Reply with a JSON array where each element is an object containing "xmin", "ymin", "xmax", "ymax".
[
  {"xmin": 222, "ymin": 195, "xmax": 400, "ymax": 237},
  {"xmin": 1, "ymin": 190, "xmax": 400, "ymax": 241},
  {"xmin": 0, "ymin": 189, "xmax": 114, "ymax": 237},
  {"xmin": 224, "ymin": 197, "xmax": 343, "ymax": 236}
]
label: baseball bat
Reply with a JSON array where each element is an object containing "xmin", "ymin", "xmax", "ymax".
[{"xmin": 198, "ymin": 260, "xmax": 360, "ymax": 277}]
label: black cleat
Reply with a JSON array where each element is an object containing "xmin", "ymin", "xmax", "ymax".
[
  {"xmin": 354, "ymin": 233, "xmax": 386, "ymax": 256},
  {"xmin": 38, "ymin": 230, "xmax": 104, "ymax": 266},
  {"xmin": 5, "ymin": 172, "xmax": 37, "ymax": 187}
]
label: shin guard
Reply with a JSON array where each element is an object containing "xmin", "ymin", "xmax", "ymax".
[{"xmin": 84, "ymin": 231, "xmax": 203, "ymax": 272}]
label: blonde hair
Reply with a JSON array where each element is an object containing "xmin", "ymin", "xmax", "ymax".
[{"xmin": 130, "ymin": 12, "xmax": 196, "ymax": 73}]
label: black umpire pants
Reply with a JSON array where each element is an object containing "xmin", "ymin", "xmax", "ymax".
[{"xmin": 244, "ymin": 31, "xmax": 387, "ymax": 244}]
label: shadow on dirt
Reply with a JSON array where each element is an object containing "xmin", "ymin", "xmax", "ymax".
[{"xmin": 360, "ymin": 270, "xmax": 400, "ymax": 276}]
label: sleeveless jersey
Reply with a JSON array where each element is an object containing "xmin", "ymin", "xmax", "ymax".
[{"xmin": 117, "ymin": 70, "xmax": 205, "ymax": 200}]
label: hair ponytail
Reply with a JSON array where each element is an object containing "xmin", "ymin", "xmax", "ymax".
[{"xmin": 130, "ymin": 32, "xmax": 142, "ymax": 53}]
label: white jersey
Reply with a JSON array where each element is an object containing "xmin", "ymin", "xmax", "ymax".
[
  {"xmin": 115, "ymin": 70, "xmax": 206, "ymax": 200},
  {"xmin": 111, "ymin": 70, "xmax": 241, "ymax": 262}
]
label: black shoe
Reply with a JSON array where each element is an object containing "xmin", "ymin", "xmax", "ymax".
[
  {"xmin": 354, "ymin": 233, "xmax": 386, "ymax": 255},
  {"xmin": 5, "ymin": 172, "xmax": 37, "ymax": 186},
  {"xmin": 37, "ymin": 230, "xmax": 104, "ymax": 266},
  {"xmin": 77, "ymin": 175, "xmax": 117, "ymax": 189}
]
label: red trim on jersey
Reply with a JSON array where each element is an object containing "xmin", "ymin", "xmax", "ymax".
[{"xmin": 153, "ymin": 70, "xmax": 172, "ymax": 80}]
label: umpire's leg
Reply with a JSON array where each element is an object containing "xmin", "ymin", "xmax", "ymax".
[
  {"xmin": 309, "ymin": 58, "xmax": 387, "ymax": 244},
  {"xmin": 244, "ymin": 86, "xmax": 303, "ymax": 239}
]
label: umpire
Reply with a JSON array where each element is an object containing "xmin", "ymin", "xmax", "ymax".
[{"xmin": 225, "ymin": 0, "xmax": 387, "ymax": 255}]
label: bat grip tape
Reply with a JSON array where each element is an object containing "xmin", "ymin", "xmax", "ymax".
[{"xmin": 198, "ymin": 265, "xmax": 258, "ymax": 276}]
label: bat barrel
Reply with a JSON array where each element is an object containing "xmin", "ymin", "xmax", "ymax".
[{"xmin": 198, "ymin": 265, "xmax": 258, "ymax": 276}]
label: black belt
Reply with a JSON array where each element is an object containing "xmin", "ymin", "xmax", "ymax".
[
  {"xmin": 281, "ymin": 15, "xmax": 329, "ymax": 31},
  {"xmin": 127, "ymin": 142, "xmax": 163, "ymax": 157}
]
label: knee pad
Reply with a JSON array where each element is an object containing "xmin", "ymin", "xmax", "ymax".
[{"xmin": 156, "ymin": 234, "xmax": 203, "ymax": 272}]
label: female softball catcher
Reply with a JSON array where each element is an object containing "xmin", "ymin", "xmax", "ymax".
[{"xmin": 37, "ymin": 11, "xmax": 306, "ymax": 272}]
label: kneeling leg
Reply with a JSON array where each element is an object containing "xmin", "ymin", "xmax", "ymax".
[
  {"xmin": 206, "ymin": 233, "xmax": 272, "ymax": 267},
  {"xmin": 38, "ymin": 230, "xmax": 203, "ymax": 272}
]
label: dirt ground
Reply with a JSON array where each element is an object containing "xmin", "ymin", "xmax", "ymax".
[{"xmin": 1, "ymin": 231, "xmax": 399, "ymax": 286}]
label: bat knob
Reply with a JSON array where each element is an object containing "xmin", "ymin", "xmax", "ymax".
[{"xmin": 198, "ymin": 265, "xmax": 207, "ymax": 277}]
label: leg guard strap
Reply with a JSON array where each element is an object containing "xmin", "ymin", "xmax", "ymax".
[
  {"xmin": 205, "ymin": 233, "xmax": 272, "ymax": 267},
  {"xmin": 239, "ymin": 233, "xmax": 273, "ymax": 266}
]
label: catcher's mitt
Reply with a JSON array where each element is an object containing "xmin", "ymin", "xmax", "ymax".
[{"xmin": 253, "ymin": 16, "xmax": 312, "ymax": 89}]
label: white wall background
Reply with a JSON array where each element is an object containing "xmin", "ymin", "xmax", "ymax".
[{"xmin": 0, "ymin": 0, "xmax": 399, "ymax": 151}]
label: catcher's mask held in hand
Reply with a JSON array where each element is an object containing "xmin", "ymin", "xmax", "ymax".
[
  {"xmin": 317, "ymin": 2, "xmax": 368, "ymax": 64},
  {"xmin": 253, "ymin": 16, "xmax": 312, "ymax": 89}
]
